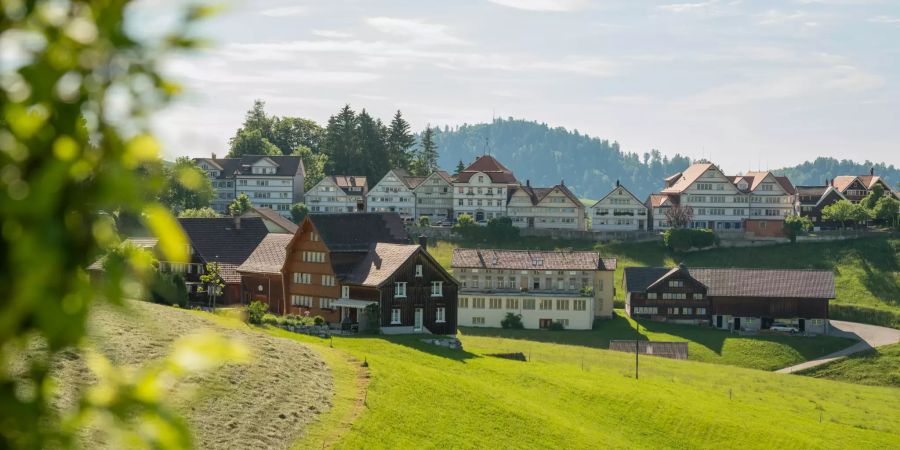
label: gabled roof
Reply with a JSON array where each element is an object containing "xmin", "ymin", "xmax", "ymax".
[
  {"xmin": 454, "ymin": 155, "xmax": 518, "ymax": 184},
  {"xmin": 236, "ymin": 233, "xmax": 292, "ymax": 275},
  {"xmin": 660, "ymin": 163, "xmax": 716, "ymax": 194},
  {"xmin": 307, "ymin": 213, "xmax": 410, "ymax": 252},
  {"xmin": 624, "ymin": 266, "xmax": 835, "ymax": 299},
  {"xmin": 331, "ymin": 175, "xmax": 368, "ymax": 195},
  {"xmin": 646, "ymin": 194, "xmax": 674, "ymax": 208},
  {"xmin": 645, "ymin": 266, "xmax": 706, "ymax": 291},
  {"xmin": 451, "ymin": 248, "xmax": 616, "ymax": 271},
  {"xmin": 833, "ymin": 175, "xmax": 890, "ymax": 193},
  {"xmin": 343, "ymin": 243, "xmax": 420, "ymax": 287},
  {"xmin": 244, "ymin": 207, "xmax": 299, "ymax": 234},
  {"xmin": 194, "ymin": 155, "xmax": 305, "ymax": 179},
  {"xmin": 412, "ymin": 170, "xmax": 453, "ymax": 191},
  {"xmin": 739, "ymin": 171, "xmax": 796, "ymax": 194},
  {"xmin": 592, "ymin": 184, "xmax": 647, "ymax": 209},
  {"xmin": 508, "ymin": 183, "xmax": 583, "ymax": 207},
  {"xmin": 177, "ymin": 217, "xmax": 269, "ymax": 283}
]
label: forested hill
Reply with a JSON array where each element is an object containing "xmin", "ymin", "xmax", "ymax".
[
  {"xmin": 774, "ymin": 157, "xmax": 900, "ymax": 189},
  {"xmin": 432, "ymin": 118, "xmax": 692, "ymax": 200}
]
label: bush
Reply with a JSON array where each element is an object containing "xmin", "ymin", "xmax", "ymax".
[
  {"xmin": 148, "ymin": 272, "xmax": 188, "ymax": 307},
  {"xmin": 313, "ymin": 315, "xmax": 326, "ymax": 326},
  {"xmin": 261, "ymin": 313, "xmax": 279, "ymax": 325},
  {"xmin": 247, "ymin": 300, "xmax": 269, "ymax": 325},
  {"xmin": 418, "ymin": 216, "xmax": 430, "ymax": 227},
  {"xmin": 547, "ymin": 321, "xmax": 565, "ymax": 331},
  {"xmin": 663, "ymin": 228, "xmax": 716, "ymax": 252},
  {"xmin": 783, "ymin": 215, "xmax": 812, "ymax": 243},
  {"xmin": 500, "ymin": 313, "xmax": 525, "ymax": 329}
]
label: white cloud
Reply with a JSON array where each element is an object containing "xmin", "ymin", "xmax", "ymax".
[
  {"xmin": 312, "ymin": 29, "xmax": 354, "ymax": 39},
  {"xmin": 658, "ymin": 1, "xmax": 717, "ymax": 13},
  {"xmin": 756, "ymin": 10, "xmax": 819, "ymax": 27},
  {"xmin": 365, "ymin": 17, "xmax": 467, "ymax": 46},
  {"xmin": 488, "ymin": 0, "xmax": 587, "ymax": 12},
  {"xmin": 868, "ymin": 15, "xmax": 900, "ymax": 24},
  {"xmin": 259, "ymin": 6, "xmax": 308, "ymax": 17}
]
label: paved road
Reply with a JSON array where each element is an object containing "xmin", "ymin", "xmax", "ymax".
[{"xmin": 776, "ymin": 320, "xmax": 900, "ymax": 373}]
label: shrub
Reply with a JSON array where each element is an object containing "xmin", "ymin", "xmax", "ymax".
[
  {"xmin": 261, "ymin": 313, "xmax": 279, "ymax": 325},
  {"xmin": 547, "ymin": 321, "xmax": 565, "ymax": 331},
  {"xmin": 418, "ymin": 216, "xmax": 430, "ymax": 227},
  {"xmin": 500, "ymin": 313, "xmax": 525, "ymax": 329},
  {"xmin": 313, "ymin": 315, "xmax": 326, "ymax": 326},
  {"xmin": 664, "ymin": 228, "xmax": 715, "ymax": 252},
  {"xmin": 247, "ymin": 300, "xmax": 269, "ymax": 325},
  {"xmin": 148, "ymin": 272, "xmax": 188, "ymax": 307},
  {"xmin": 783, "ymin": 214, "xmax": 812, "ymax": 243}
]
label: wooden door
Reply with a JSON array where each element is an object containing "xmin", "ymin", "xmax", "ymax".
[{"xmin": 414, "ymin": 308, "xmax": 423, "ymax": 331}]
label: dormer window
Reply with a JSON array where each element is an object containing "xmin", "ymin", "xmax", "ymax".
[{"xmin": 532, "ymin": 258, "xmax": 543, "ymax": 267}]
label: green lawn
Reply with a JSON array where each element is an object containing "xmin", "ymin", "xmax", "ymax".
[
  {"xmin": 459, "ymin": 310, "xmax": 852, "ymax": 371},
  {"xmin": 430, "ymin": 236, "xmax": 900, "ymax": 328},
  {"xmin": 799, "ymin": 343, "xmax": 900, "ymax": 388},
  {"xmin": 264, "ymin": 324, "xmax": 899, "ymax": 449}
]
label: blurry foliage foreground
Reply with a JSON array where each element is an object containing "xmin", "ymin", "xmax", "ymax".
[{"xmin": 0, "ymin": 1, "xmax": 244, "ymax": 448}]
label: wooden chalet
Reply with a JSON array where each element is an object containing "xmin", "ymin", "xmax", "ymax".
[{"xmin": 623, "ymin": 265, "xmax": 834, "ymax": 334}]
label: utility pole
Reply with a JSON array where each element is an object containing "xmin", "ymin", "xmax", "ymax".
[{"xmin": 635, "ymin": 324, "xmax": 640, "ymax": 380}]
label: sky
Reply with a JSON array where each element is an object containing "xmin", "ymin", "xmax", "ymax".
[{"xmin": 140, "ymin": 0, "xmax": 900, "ymax": 172}]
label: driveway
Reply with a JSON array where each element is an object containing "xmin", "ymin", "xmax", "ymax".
[{"xmin": 776, "ymin": 320, "xmax": 900, "ymax": 373}]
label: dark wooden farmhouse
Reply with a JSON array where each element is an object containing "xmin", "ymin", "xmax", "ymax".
[
  {"xmin": 623, "ymin": 265, "xmax": 834, "ymax": 334},
  {"xmin": 795, "ymin": 185, "xmax": 848, "ymax": 230},
  {"xmin": 238, "ymin": 212, "xmax": 459, "ymax": 334}
]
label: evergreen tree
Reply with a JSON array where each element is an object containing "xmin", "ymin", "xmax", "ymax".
[
  {"xmin": 455, "ymin": 160, "xmax": 466, "ymax": 175},
  {"xmin": 386, "ymin": 110, "xmax": 416, "ymax": 170},
  {"xmin": 228, "ymin": 193, "xmax": 252, "ymax": 216},
  {"xmin": 322, "ymin": 104, "xmax": 359, "ymax": 175},
  {"xmin": 357, "ymin": 110, "xmax": 391, "ymax": 181},
  {"xmin": 290, "ymin": 203, "xmax": 309, "ymax": 224},
  {"xmin": 412, "ymin": 126, "xmax": 438, "ymax": 176}
]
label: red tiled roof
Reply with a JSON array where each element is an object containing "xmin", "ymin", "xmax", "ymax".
[
  {"xmin": 454, "ymin": 155, "xmax": 518, "ymax": 184},
  {"xmin": 660, "ymin": 163, "xmax": 715, "ymax": 193},
  {"xmin": 510, "ymin": 184, "xmax": 583, "ymax": 207},
  {"xmin": 451, "ymin": 248, "xmax": 616, "ymax": 271},
  {"xmin": 237, "ymin": 233, "xmax": 292, "ymax": 275},
  {"xmin": 646, "ymin": 194, "xmax": 674, "ymax": 208}
]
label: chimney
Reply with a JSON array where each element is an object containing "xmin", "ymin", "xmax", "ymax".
[
  {"xmin": 560, "ymin": 179, "xmax": 565, "ymax": 186},
  {"xmin": 616, "ymin": 179, "xmax": 620, "ymax": 187},
  {"xmin": 418, "ymin": 235, "xmax": 427, "ymax": 250},
  {"xmin": 526, "ymin": 179, "xmax": 530, "ymax": 187},
  {"xmin": 211, "ymin": 152, "xmax": 217, "ymax": 159},
  {"xmin": 233, "ymin": 213, "xmax": 241, "ymax": 230},
  {"xmin": 870, "ymin": 167, "xmax": 874, "ymax": 176}
]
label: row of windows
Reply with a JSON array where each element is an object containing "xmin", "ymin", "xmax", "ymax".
[
  {"xmin": 392, "ymin": 281, "xmax": 444, "ymax": 297},
  {"xmin": 458, "ymin": 186, "xmax": 504, "ymax": 195},
  {"xmin": 633, "ymin": 307, "xmax": 707, "ymax": 315},
  {"xmin": 289, "ymin": 295, "xmax": 333, "ymax": 309},
  {"xmin": 302, "ymin": 251, "xmax": 326, "ymax": 263},
  {"xmin": 390, "ymin": 307, "xmax": 446, "ymax": 324},
  {"xmin": 458, "ymin": 198, "xmax": 505, "ymax": 207},
  {"xmin": 646, "ymin": 292, "xmax": 704, "ymax": 300},
  {"xmin": 459, "ymin": 297, "xmax": 587, "ymax": 311},
  {"xmin": 459, "ymin": 276, "xmax": 597, "ymax": 291}
]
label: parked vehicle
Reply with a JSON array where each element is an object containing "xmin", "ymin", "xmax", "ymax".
[{"xmin": 769, "ymin": 324, "xmax": 799, "ymax": 333}]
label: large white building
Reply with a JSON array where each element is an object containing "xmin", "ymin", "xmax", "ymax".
[
  {"xmin": 413, "ymin": 171, "xmax": 454, "ymax": 222},
  {"xmin": 306, "ymin": 176, "xmax": 367, "ymax": 214},
  {"xmin": 590, "ymin": 182, "xmax": 648, "ymax": 231},
  {"xmin": 651, "ymin": 163, "xmax": 796, "ymax": 231},
  {"xmin": 195, "ymin": 155, "xmax": 305, "ymax": 217},
  {"xmin": 452, "ymin": 249, "xmax": 616, "ymax": 330},
  {"xmin": 366, "ymin": 169, "xmax": 423, "ymax": 221},
  {"xmin": 507, "ymin": 181, "xmax": 586, "ymax": 230},
  {"xmin": 452, "ymin": 156, "xmax": 518, "ymax": 222}
]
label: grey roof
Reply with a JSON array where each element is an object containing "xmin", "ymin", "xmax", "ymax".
[
  {"xmin": 87, "ymin": 238, "xmax": 160, "ymax": 271},
  {"xmin": 178, "ymin": 217, "xmax": 269, "ymax": 283},
  {"xmin": 245, "ymin": 207, "xmax": 299, "ymax": 234},
  {"xmin": 237, "ymin": 233, "xmax": 293, "ymax": 275},
  {"xmin": 308, "ymin": 213, "xmax": 410, "ymax": 252},
  {"xmin": 453, "ymin": 248, "xmax": 616, "ymax": 271},
  {"xmin": 342, "ymin": 243, "xmax": 421, "ymax": 287},
  {"xmin": 624, "ymin": 266, "xmax": 835, "ymax": 299},
  {"xmin": 196, "ymin": 155, "xmax": 305, "ymax": 179}
]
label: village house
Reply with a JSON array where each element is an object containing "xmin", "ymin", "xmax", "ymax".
[
  {"xmin": 412, "ymin": 170, "xmax": 455, "ymax": 222},
  {"xmin": 506, "ymin": 180, "xmax": 586, "ymax": 230},
  {"xmin": 651, "ymin": 162, "xmax": 796, "ymax": 235},
  {"xmin": 645, "ymin": 193, "xmax": 675, "ymax": 231},
  {"xmin": 452, "ymin": 249, "xmax": 616, "ymax": 330},
  {"xmin": 194, "ymin": 154, "xmax": 305, "ymax": 217},
  {"xmin": 829, "ymin": 170, "xmax": 896, "ymax": 203},
  {"xmin": 590, "ymin": 181, "xmax": 648, "ymax": 231},
  {"xmin": 452, "ymin": 155, "xmax": 517, "ymax": 222},
  {"xmin": 795, "ymin": 185, "xmax": 848, "ymax": 230},
  {"xmin": 306, "ymin": 176, "xmax": 368, "ymax": 214},
  {"xmin": 238, "ymin": 213, "xmax": 459, "ymax": 334},
  {"xmin": 366, "ymin": 168, "xmax": 424, "ymax": 221},
  {"xmin": 623, "ymin": 265, "xmax": 833, "ymax": 334}
]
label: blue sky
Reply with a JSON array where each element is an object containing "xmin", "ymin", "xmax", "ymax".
[{"xmin": 145, "ymin": 0, "xmax": 900, "ymax": 172}]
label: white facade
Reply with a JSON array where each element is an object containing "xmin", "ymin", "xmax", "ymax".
[
  {"xmin": 413, "ymin": 172, "xmax": 454, "ymax": 221},
  {"xmin": 366, "ymin": 169, "xmax": 417, "ymax": 220},
  {"xmin": 591, "ymin": 185, "xmax": 648, "ymax": 231},
  {"xmin": 197, "ymin": 156, "xmax": 303, "ymax": 218},
  {"xmin": 507, "ymin": 185, "xmax": 586, "ymax": 230},
  {"xmin": 458, "ymin": 293, "xmax": 595, "ymax": 330},
  {"xmin": 453, "ymin": 171, "xmax": 509, "ymax": 222},
  {"xmin": 306, "ymin": 177, "xmax": 366, "ymax": 214}
]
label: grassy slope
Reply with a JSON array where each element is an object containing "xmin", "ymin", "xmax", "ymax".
[
  {"xmin": 54, "ymin": 302, "xmax": 333, "ymax": 449},
  {"xmin": 799, "ymin": 343, "xmax": 900, "ymax": 388},
  {"xmin": 262, "ymin": 326, "xmax": 900, "ymax": 450},
  {"xmin": 461, "ymin": 310, "xmax": 852, "ymax": 371},
  {"xmin": 430, "ymin": 236, "xmax": 900, "ymax": 327}
]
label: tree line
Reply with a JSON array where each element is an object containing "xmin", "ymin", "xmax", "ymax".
[{"xmin": 226, "ymin": 100, "xmax": 439, "ymax": 189}]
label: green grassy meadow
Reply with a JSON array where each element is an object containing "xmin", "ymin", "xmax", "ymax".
[
  {"xmin": 800, "ymin": 343, "xmax": 900, "ymax": 388},
  {"xmin": 430, "ymin": 236, "xmax": 900, "ymax": 327},
  {"xmin": 460, "ymin": 310, "xmax": 853, "ymax": 371},
  {"xmin": 264, "ymin": 324, "xmax": 900, "ymax": 449}
]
